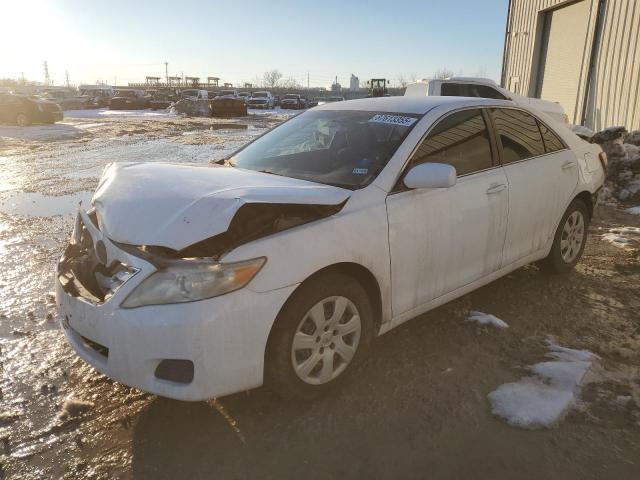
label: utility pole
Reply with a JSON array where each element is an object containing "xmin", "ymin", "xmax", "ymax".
[
  {"xmin": 65, "ymin": 70, "xmax": 70, "ymax": 88},
  {"xmin": 307, "ymin": 72, "xmax": 309, "ymax": 89},
  {"xmin": 164, "ymin": 62, "xmax": 169, "ymax": 85},
  {"xmin": 20, "ymin": 72, "xmax": 25, "ymax": 85},
  {"xmin": 43, "ymin": 61, "xmax": 50, "ymax": 86}
]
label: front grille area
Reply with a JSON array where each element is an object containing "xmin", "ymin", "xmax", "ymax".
[
  {"xmin": 58, "ymin": 213, "xmax": 137, "ymax": 303},
  {"xmin": 80, "ymin": 333, "xmax": 109, "ymax": 358}
]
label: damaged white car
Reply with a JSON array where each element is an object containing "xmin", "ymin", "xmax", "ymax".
[{"xmin": 56, "ymin": 96, "xmax": 606, "ymax": 401}]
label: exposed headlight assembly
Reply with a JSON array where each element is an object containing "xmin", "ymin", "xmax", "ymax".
[{"xmin": 121, "ymin": 257, "xmax": 266, "ymax": 308}]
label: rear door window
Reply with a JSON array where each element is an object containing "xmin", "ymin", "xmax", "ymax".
[
  {"xmin": 408, "ymin": 108, "xmax": 494, "ymax": 177},
  {"xmin": 491, "ymin": 108, "xmax": 546, "ymax": 164}
]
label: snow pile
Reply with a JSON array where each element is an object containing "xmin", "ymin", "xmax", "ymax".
[
  {"xmin": 626, "ymin": 206, "xmax": 640, "ymax": 215},
  {"xmin": 467, "ymin": 311, "xmax": 508, "ymax": 329},
  {"xmin": 171, "ymin": 98, "xmax": 211, "ymax": 117},
  {"xmin": 488, "ymin": 339, "xmax": 597, "ymax": 429},
  {"xmin": 591, "ymin": 127, "xmax": 640, "ymax": 203},
  {"xmin": 602, "ymin": 226, "xmax": 640, "ymax": 249}
]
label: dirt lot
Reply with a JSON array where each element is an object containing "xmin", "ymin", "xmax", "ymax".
[{"xmin": 0, "ymin": 109, "xmax": 639, "ymax": 480}]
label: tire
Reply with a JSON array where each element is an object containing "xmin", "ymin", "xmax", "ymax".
[
  {"xmin": 541, "ymin": 199, "xmax": 589, "ymax": 274},
  {"xmin": 16, "ymin": 113, "xmax": 30, "ymax": 127},
  {"xmin": 265, "ymin": 272, "xmax": 374, "ymax": 400}
]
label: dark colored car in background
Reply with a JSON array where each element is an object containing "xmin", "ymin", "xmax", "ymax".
[
  {"xmin": 0, "ymin": 93, "xmax": 63, "ymax": 126},
  {"xmin": 109, "ymin": 89, "xmax": 150, "ymax": 110},
  {"xmin": 280, "ymin": 93, "xmax": 307, "ymax": 109}
]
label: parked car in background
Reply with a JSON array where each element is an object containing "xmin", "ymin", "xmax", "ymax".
[
  {"xmin": 41, "ymin": 89, "xmax": 91, "ymax": 110},
  {"xmin": 55, "ymin": 96, "xmax": 605, "ymax": 401},
  {"xmin": 280, "ymin": 93, "xmax": 307, "ymax": 109},
  {"xmin": 180, "ymin": 89, "xmax": 209, "ymax": 100},
  {"xmin": 247, "ymin": 91, "xmax": 275, "ymax": 109},
  {"xmin": 214, "ymin": 90, "xmax": 239, "ymax": 100},
  {"xmin": 327, "ymin": 96, "xmax": 345, "ymax": 102},
  {"xmin": 404, "ymin": 77, "xmax": 569, "ymax": 125},
  {"xmin": 79, "ymin": 85, "xmax": 114, "ymax": 107},
  {"xmin": 148, "ymin": 90, "xmax": 176, "ymax": 110},
  {"xmin": 237, "ymin": 92, "xmax": 251, "ymax": 105},
  {"xmin": 109, "ymin": 89, "xmax": 150, "ymax": 110},
  {"xmin": 0, "ymin": 93, "xmax": 63, "ymax": 126}
]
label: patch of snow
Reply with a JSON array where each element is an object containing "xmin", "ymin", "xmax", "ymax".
[
  {"xmin": 488, "ymin": 339, "xmax": 597, "ymax": 429},
  {"xmin": 467, "ymin": 311, "xmax": 508, "ymax": 329},
  {"xmin": 626, "ymin": 206, "xmax": 640, "ymax": 215}
]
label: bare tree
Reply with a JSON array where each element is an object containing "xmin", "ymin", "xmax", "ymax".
[
  {"xmin": 397, "ymin": 74, "xmax": 408, "ymax": 88},
  {"xmin": 433, "ymin": 68, "xmax": 455, "ymax": 80},
  {"xmin": 409, "ymin": 72, "xmax": 418, "ymax": 83},
  {"xmin": 281, "ymin": 77, "xmax": 302, "ymax": 89},
  {"xmin": 262, "ymin": 69, "xmax": 283, "ymax": 88}
]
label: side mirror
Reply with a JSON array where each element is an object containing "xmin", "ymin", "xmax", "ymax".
[{"xmin": 403, "ymin": 162, "xmax": 456, "ymax": 189}]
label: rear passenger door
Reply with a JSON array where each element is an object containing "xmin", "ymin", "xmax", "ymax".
[
  {"xmin": 489, "ymin": 108, "xmax": 578, "ymax": 265},
  {"xmin": 386, "ymin": 108, "xmax": 509, "ymax": 315}
]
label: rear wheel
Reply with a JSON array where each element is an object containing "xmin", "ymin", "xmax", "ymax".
[
  {"xmin": 541, "ymin": 199, "xmax": 589, "ymax": 273},
  {"xmin": 16, "ymin": 113, "xmax": 30, "ymax": 127},
  {"xmin": 265, "ymin": 272, "xmax": 373, "ymax": 400}
]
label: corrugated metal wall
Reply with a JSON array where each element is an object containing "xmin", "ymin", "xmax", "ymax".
[{"xmin": 502, "ymin": 0, "xmax": 640, "ymax": 130}]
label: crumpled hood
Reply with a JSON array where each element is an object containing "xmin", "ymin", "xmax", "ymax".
[{"xmin": 91, "ymin": 162, "xmax": 351, "ymax": 250}]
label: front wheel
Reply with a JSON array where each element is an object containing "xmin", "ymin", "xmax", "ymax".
[
  {"xmin": 541, "ymin": 199, "xmax": 589, "ymax": 274},
  {"xmin": 265, "ymin": 272, "xmax": 373, "ymax": 400}
]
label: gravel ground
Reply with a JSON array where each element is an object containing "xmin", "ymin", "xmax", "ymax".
[{"xmin": 0, "ymin": 109, "xmax": 639, "ymax": 479}]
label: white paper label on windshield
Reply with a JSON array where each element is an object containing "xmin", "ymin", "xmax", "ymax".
[{"xmin": 369, "ymin": 114, "xmax": 417, "ymax": 127}]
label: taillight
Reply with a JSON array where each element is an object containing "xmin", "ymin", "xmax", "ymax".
[{"xmin": 598, "ymin": 152, "xmax": 608, "ymax": 171}]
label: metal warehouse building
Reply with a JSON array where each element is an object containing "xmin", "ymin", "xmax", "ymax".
[{"xmin": 501, "ymin": 0, "xmax": 640, "ymax": 131}]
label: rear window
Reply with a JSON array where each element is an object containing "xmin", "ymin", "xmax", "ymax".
[{"xmin": 491, "ymin": 108, "xmax": 546, "ymax": 164}]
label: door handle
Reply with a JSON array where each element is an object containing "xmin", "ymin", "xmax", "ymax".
[
  {"xmin": 486, "ymin": 183, "xmax": 507, "ymax": 194},
  {"xmin": 562, "ymin": 160, "xmax": 577, "ymax": 170}
]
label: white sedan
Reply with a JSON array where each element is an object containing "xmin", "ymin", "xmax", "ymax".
[{"xmin": 56, "ymin": 96, "xmax": 606, "ymax": 401}]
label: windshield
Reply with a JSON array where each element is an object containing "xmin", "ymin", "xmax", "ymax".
[
  {"xmin": 221, "ymin": 90, "xmax": 235, "ymax": 95},
  {"xmin": 182, "ymin": 90, "xmax": 198, "ymax": 96},
  {"xmin": 284, "ymin": 94, "xmax": 298, "ymax": 99},
  {"xmin": 230, "ymin": 110, "xmax": 419, "ymax": 189},
  {"xmin": 253, "ymin": 92, "xmax": 267, "ymax": 98}
]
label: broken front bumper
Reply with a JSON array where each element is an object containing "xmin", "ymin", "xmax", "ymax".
[{"xmin": 56, "ymin": 209, "xmax": 297, "ymax": 401}]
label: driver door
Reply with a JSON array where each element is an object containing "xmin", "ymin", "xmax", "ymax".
[{"xmin": 386, "ymin": 108, "xmax": 509, "ymax": 316}]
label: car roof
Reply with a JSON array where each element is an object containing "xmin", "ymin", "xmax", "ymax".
[{"xmin": 314, "ymin": 95, "xmax": 513, "ymax": 114}]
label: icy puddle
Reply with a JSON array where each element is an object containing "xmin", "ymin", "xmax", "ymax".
[
  {"xmin": 488, "ymin": 338, "xmax": 598, "ymax": 429},
  {"xmin": 0, "ymin": 191, "xmax": 92, "ymax": 216}
]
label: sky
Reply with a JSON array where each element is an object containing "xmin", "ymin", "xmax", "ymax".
[{"xmin": 0, "ymin": 0, "xmax": 509, "ymax": 88}]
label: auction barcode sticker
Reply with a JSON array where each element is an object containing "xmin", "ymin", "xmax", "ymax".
[{"xmin": 369, "ymin": 114, "xmax": 417, "ymax": 127}]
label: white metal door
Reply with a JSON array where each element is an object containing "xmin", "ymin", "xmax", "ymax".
[
  {"xmin": 537, "ymin": 0, "xmax": 591, "ymax": 122},
  {"xmin": 386, "ymin": 168, "xmax": 509, "ymax": 316}
]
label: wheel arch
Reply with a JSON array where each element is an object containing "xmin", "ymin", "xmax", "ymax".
[
  {"xmin": 574, "ymin": 190, "xmax": 594, "ymax": 220},
  {"xmin": 265, "ymin": 262, "xmax": 384, "ymax": 352}
]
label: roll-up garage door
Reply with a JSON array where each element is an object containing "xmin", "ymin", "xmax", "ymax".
[{"xmin": 537, "ymin": 0, "xmax": 591, "ymax": 122}]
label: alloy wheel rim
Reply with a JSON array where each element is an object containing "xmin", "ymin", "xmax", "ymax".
[
  {"xmin": 560, "ymin": 210, "xmax": 585, "ymax": 263},
  {"xmin": 291, "ymin": 296, "xmax": 361, "ymax": 385}
]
